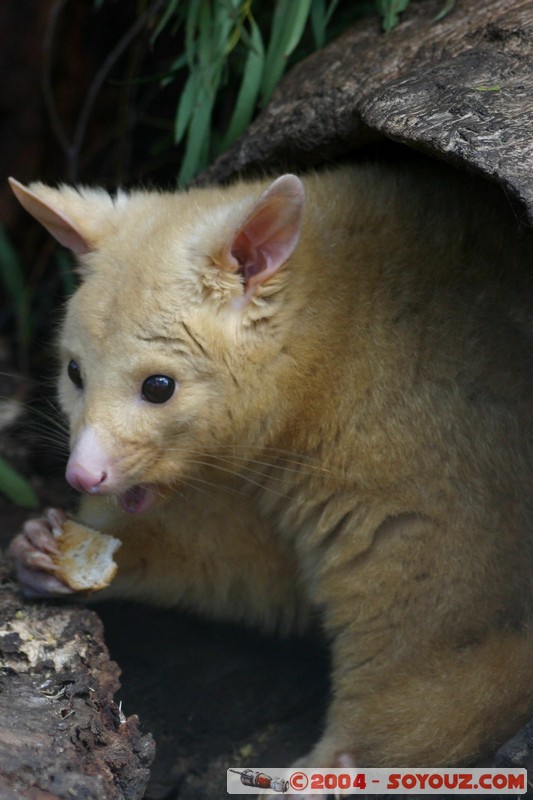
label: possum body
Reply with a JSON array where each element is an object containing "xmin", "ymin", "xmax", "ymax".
[{"xmin": 9, "ymin": 162, "xmax": 533, "ymax": 768}]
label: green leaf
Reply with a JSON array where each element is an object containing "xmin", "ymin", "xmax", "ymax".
[
  {"xmin": 197, "ymin": 1, "xmax": 213, "ymax": 71},
  {"xmin": 469, "ymin": 84, "xmax": 502, "ymax": 92},
  {"xmin": 213, "ymin": 0, "xmax": 238, "ymax": 60},
  {"xmin": 377, "ymin": 0, "xmax": 410, "ymax": 32},
  {"xmin": 282, "ymin": 0, "xmax": 313, "ymax": 56},
  {"xmin": 160, "ymin": 54, "xmax": 188, "ymax": 88},
  {"xmin": 324, "ymin": 0, "xmax": 342, "ymax": 27},
  {"xmin": 0, "ymin": 454, "xmax": 39, "ymax": 509},
  {"xmin": 260, "ymin": 0, "xmax": 313, "ymax": 106},
  {"xmin": 195, "ymin": 5, "xmax": 228, "ymax": 104},
  {"xmin": 307, "ymin": 0, "xmax": 343, "ymax": 57},
  {"xmin": 151, "ymin": 0, "xmax": 180, "ymax": 44},
  {"xmin": 434, "ymin": 0, "xmax": 456, "ymax": 22},
  {"xmin": 222, "ymin": 16, "xmax": 265, "ymax": 148},
  {"xmin": 174, "ymin": 71, "xmax": 200, "ymax": 144},
  {"xmin": 185, "ymin": 0, "xmax": 202, "ymax": 68},
  {"xmin": 179, "ymin": 86, "xmax": 215, "ymax": 185},
  {"xmin": 311, "ymin": 0, "xmax": 327, "ymax": 49}
]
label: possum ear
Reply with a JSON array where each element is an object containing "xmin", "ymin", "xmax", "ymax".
[
  {"xmin": 221, "ymin": 174, "xmax": 304, "ymax": 297},
  {"xmin": 9, "ymin": 178, "xmax": 91, "ymax": 255}
]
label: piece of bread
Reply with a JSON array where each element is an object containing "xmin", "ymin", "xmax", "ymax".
[{"xmin": 52, "ymin": 520, "xmax": 121, "ymax": 592}]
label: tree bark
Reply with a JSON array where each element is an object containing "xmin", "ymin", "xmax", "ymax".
[
  {"xmin": 0, "ymin": 561, "xmax": 155, "ymax": 800},
  {"xmin": 203, "ymin": 0, "xmax": 533, "ymax": 224}
]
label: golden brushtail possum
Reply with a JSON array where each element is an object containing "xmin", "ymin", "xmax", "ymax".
[{"xmin": 9, "ymin": 162, "xmax": 533, "ymax": 768}]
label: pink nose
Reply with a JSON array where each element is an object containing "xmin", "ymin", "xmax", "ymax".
[
  {"xmin": 66, "ymin": 426, "xmax": 113, "ymax": 494},
  {"xmin": 66, "ymin": 463, "xmax": 107, "ymax": 494}
]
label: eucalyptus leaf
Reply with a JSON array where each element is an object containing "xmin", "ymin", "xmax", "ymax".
[
  {"xmin": 324, "ymin": 0, "xmax": 342, "ymax": 26},
  {"xmin": 179, "ymin": 86, "xmax": 215, "ymax": 184},
  {"xmin": 377, "ymin": 0, "xmax": 410, "ymax": 32},
  {"xmin": 434, "ymin": 0, "xmax": 456, "ymax": 22},
  {"xmin": 0, "ymin": 454, "xmax": 39, "ymax": 509},
  {"xmin": 197, "ymin": 2, "xmax": 213, "ymax": 71},
  {"xmin": 311, "ymin": 0, "xmax": 341, "ymax": 49},
  {"xmin": 175, "ymin": 71, "xmax": 200, "ymax": 143},
  {"xmin": 160, "ymin": 54, "xmax": 188, "ymax": 88},
  {"xmin": 185, "ymin": 0, "xmax": 202, "ymax": 68},
  {"xmin": 282, "ymin": 0, "xmax": 313, "ymax": 56},
  {"xmin": 311, "ymin": 0, "xmax": 327, "ymax": 49},
  {"xmin": 151, "ymin": 0, "xmax": 180, "ymax": 44},
  {"xmin": 222, "ymin": 16, "xmax": 265, "ymax": 148},
  {"xmin": 261, "ymin": 0, "xmax": 313, "ymax": 106},
  {"xmin": 213, "ymin": 0, "xmax": 237, "ymax": 59}
]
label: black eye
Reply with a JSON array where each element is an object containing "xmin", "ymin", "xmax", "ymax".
[
  {"xmin": 67, "ymin": 359, "xmax": 83, "ymax": 389},
  {"xmin": 142, "ymin": 375, "xmax": 175, "ymax": 404}
]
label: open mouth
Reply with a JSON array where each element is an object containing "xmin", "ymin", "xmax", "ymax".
[{"xmin": 119, "ymin": 484, "xmax": 157, "ymax": 515}]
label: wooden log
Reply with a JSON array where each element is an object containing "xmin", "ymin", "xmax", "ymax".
[
  {"xmin": 203, "ymin": 0, "xmax": 533, "ymax": 223},
  {"xmin": 0, "ymin": 561, "xmax": 155, "ymax": 800}
]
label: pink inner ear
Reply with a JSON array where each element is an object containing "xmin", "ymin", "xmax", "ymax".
[
  {"xmin": 229, "ymin": 174, "xmax": 304, "ymax": 294},
  {"xmin": 8, "ymin": 178, "xmax": 91, "ymax": 255}
]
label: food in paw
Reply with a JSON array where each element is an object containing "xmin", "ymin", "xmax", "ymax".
[{"xmin": 51, "ymin": 520, "xmax": 121, "ymax": 591}]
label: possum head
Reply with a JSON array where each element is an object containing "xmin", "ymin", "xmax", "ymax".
[{"xmin": 10, "ymin": 175, "xmax": 304, "ymax": 513}]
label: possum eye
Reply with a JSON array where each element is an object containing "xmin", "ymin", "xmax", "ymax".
[
  {"xmin": 142, "ymin": 375, "xmax": 175, "ymax": 404},
  {"xmin": 67, "ymin": 359, "xmax": 83, "ymax": 390}
]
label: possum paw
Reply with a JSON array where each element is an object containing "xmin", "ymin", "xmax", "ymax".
[{"xmin": 9, "ymin": 508, "xmax": 74, "ymax": 598}]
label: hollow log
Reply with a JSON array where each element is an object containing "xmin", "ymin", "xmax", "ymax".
[{"xmin": 203, "ymin": 0, "xmax": 533, "ymax": 225}]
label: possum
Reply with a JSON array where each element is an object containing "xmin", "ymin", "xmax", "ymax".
[{"xmin": 8, "ymin": 161, "xmax": 533, "ymax": 771}]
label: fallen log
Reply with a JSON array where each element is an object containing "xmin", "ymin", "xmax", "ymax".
[
  {"xmin": 203, "ymin": 0, "xmax": 533, "ymax": 223},
  {"xmin": 0, "ymin": 562, "xmax": 155, "ymax": 800}
]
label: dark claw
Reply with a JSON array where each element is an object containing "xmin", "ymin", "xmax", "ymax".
[
  {"xmin": 23, "ymin": 520, "xmax": 59, "ymax": 554},
  {"xmin": 15, "ymin": 564, "xmax": 73, "ymax": 598},
  {"xmin": 9, "ymin": 508, "xmax": 74, "ymax": 598}
]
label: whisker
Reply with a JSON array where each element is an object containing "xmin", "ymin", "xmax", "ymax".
[
  {"xmin": 184, "ymin": 449, "xmax": 285, "ymax": 484},
  {"xmin": 21, "ymin": 398, "xmax": 70, "ymax": 434},
  {"xmin": 170, "ymin": 445, "xmax": 323, "ymax": 470},
  {"xmin": 182, "ymin": 457, "xmax": 296, "ymax": 500},
  {"xmin": 25, "ymin": 421, "xmax": 68, "ymax": 436},
  {"xmin": 182, "ymin": 475, "xmax": 236, "ymax": 500},
  {"xmin": 201, "ymin": 441, "xmax": 340, "ymax": 476},
  {"xmin": 24, "ymin": 420, "xmax": 70, "ymax": 446},
  {"xmin": 161, "ymin": 446, "xmax": 342, "ymax": 484},
  {"xmin": 25, "ymin": 434, "xmax": 68, "ymax": 448}
]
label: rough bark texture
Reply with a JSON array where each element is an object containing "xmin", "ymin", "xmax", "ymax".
[
  {"xmin": 202, "ymin": 0, "xmax": 533, "ymax": 225},
  {"xmin": 0, "ymin": 561, "xmax": 155, "ymax": 800}
]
